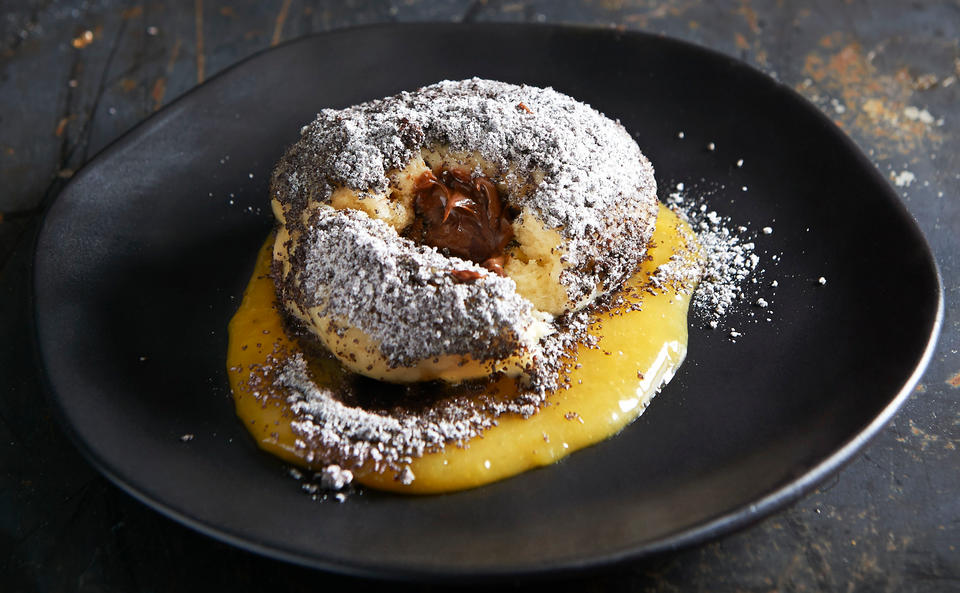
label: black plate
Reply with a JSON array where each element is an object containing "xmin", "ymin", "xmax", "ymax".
[{"xmin": 34, "ymin": 24, "xmax": 942, "ymax": 579}]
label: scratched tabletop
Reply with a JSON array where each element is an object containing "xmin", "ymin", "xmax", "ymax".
[{"xmin": 2, "ymin": 1, "xmax": 958, "ymax": 591}]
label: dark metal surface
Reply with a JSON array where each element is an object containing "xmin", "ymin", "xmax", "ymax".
[{"xmin": 2, "ymin": 1, "xmax": 958, "ymax": 591}]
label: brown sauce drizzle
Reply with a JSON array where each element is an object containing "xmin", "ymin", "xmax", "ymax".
[{"xmin": 409, "ymin": 169, "xmax": 515, "ymax": 276}]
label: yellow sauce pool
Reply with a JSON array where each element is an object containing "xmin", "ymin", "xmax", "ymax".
[{"xmin": 227, "ymin": 204, "xmax": 696, "ymax": 494}]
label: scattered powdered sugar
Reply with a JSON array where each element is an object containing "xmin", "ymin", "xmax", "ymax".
[
  {"xmin": 268, "ymin": 303, "xmax": 599, "ymax": 486},
  {"xmin": 319, "ymin": 465, "xmax": 354, "ymax": 490},
  {"xmin": 277, "ymin": 352, "xmax": 495, "ymax": 479},
  {"xmin": 288, "ymin": 465, "xmax": 354, "ymax": 502},
  {"xmin": 692, "ymin": 221, "xmax": 758, "ymax": 320},
  {"xmin": 664, "ymin": 183, "xmax": 766, "ymax": 331},
  {"xmin": 644, "ymin": 227, "xmax": 703, "ymax": 296}
]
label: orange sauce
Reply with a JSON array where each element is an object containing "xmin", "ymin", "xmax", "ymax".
[{"xmin": 227, "ymin": 204, "xmax": 696, "ymax": 493}]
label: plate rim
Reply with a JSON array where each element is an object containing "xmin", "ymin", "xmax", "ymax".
[{"xmin": 32, "ymin": 22, "xmax": 945, "ymax": 580}]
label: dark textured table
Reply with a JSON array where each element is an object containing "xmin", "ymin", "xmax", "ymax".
[{"xmin": 2, "ymin": 1, "xmax": 958, "ymax": 591}]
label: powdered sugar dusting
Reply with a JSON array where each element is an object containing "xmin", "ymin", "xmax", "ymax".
[
  {"xmin": 269, "ymin": 304, "xmax": 598, "ymax": 483},
  {"xmin": 278, "ymin": 353, "xmax": 495, "ymax": 477},
  {"xmin": 290, "ymin": 207, "xmax": 539, "ymax": 367},
  {"xmin": 664, "ymin": 183, "xmax": 765, "ymax": 332},
  {"xmin": 271, "ymin": 78, "xmax": 658, "ymax": 310}
]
